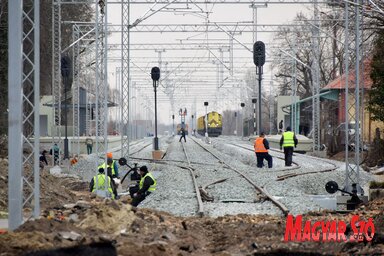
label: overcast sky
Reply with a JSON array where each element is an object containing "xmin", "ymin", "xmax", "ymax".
[{"xmin": 103, "ymin": 1, "xmax": 312, "ymax": 125}]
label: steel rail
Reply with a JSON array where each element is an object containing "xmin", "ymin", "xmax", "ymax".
[
  {"xmin": 221, "ymin": 139, "xmax": 339, "ymax": 181},
  {"xmin": 180, "ymin": 141, "xmax": 205, "ymax": 217},
  {"xmin": 227, "ymin": 142, "xmax": 301, "ymax": 170},
  {"xmin": 190, "ymin": 136, "xmax": 289, "ymax": 216}
]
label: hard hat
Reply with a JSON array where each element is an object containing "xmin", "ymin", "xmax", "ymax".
[{"xmin": 107, "ymin": 152, "xmax": 113, "ymax": 159}]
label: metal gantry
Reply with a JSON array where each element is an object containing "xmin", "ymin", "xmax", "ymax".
[
  {"xmin": 52, "ymin": 0, "xmax": 62, "ymax": 156},
  {"xmin": 94, "ymin": 0, "xmax": 108, "ymax": 156},
  {"xmin": 8, "ymin": 0, "xmax": 40, "ymax": 230},
  {"xmin": 72, "ymin": 25, "xmax": 81, "ymax": 156},
  {"xmin": 343, "ymin": 0, "xmax": 363, "ymax": 194},
  {"xmin": 121, "ymin": 0, "xmax": 130, "ymax": 158},
  {"xmin": 312, "ymin": 0, "xmax": 321, "ymax": 151},
  {"xmin": 56, "ymin": 0, "xmax": 334, "ymax": 3}
]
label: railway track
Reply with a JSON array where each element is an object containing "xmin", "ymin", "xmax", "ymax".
[
  {"xmin": 117, "ymin": 136, "xmax": 341, "ymax": 218},
  {"xmin": 221, "ymin": 140, "xmax": 339, "ymax": 181},
  {"xmin": 189, "ymin": 136, "xmax": 290, "ymax": 216},
  {"xmin": 129, "ymin": 142, "xmax": 154, "ymax": 156},
  {"xmin": 180, "ymin": 141, "xmax": 205, "ymax": 217}
]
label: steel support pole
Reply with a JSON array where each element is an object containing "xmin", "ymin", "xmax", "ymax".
[
  {"xmin": 154, "ymin": 80, "xmax": 159, "ymax": 150},
  {"xmin": 33, "ymin": 0, "xmax": 41, "ymax": 218},
  {"xmin": 354, "ymin": 0, "xmax": 361, "ymax": 191},
  {"xmin": 121, "ymin": 0, "xmax": 130, "ymax": 157},
  {"xmin": 205, "ymin": 106, "xmax": 208, "ymax": 138},
  {"xmin": 8, "ymin": 0, "xmax": 23, "ymax": 231},
  {"xmin": 344, "ymin": 1, "xmax": 350, "ymax": 192},
  {"xmin": 64, "ymin": 78, "xmax": 69, "ymax": 159},
  {"xmin": 9, "ymin": 0, "xmax": 40, "ymax": 230},
  {"xmin": 257, "ymin": 66, "xmax": 262, "ymax": 135},
  {"xmin": 253, "ymin": 100, "xmax": 256, "ymax": 135},
  {"xmin": 312, "ymin": 0, "xmax": 321, "ymax": 152},
  {"xmin": 52, "ymin": 0, "xmax": 62, "ymax": 160}
]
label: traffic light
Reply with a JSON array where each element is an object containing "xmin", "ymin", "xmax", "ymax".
[{"xmin": 253, "ymin": 41, "xmax": 265, "ymax": 67}]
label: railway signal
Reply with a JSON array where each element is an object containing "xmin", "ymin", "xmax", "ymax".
[
  {"xmin": 61, "ymin": 55, "xmax": 72, "ymax": 160},
  {"xmin": 151, "ymin": 67, "xmax": 160, "ymax": 150},
  {"xmin": 191, "ymin": 114, "xmax": 194, "ymax": 135},
  {"xmin": 253, "ymin": 41, "xmax": 265, "ymax": 67},
  {"xmin": 252, "ymin": 98, "xmax": 257, "ymax": 136},
  {"xmin": 253, "ymin": 41, "xmax": 265, "ymax": 136},
  {"xmin": 240, "ymin": 103, "xmax": 245, "ymax": 138},
  {"xmin": 172, "ymin": 114, "xmax": 175, "ymax": 136},
  {"xmin": 204, "ymin": 102, "xmax": 209, "ymax": 138}
]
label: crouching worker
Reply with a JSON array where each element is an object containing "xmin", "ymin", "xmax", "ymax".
[
  {"xmin": 254, "ymin": 132, "xmax": 273, "ymax": 168},
  {"xmin": 107, "ymin": 167, "xmax": 120, "ymax": 199},
  {"xmin": 130, "ymin": 166, "xmax": 156, "ymax": 207},
  {"xmin": 89, "ymin": 167, "xmax": 115, "ymax": 199}
]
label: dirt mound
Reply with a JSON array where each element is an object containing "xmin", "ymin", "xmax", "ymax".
[
  {"xmin": 77, "ymin": 200, "xmax": 136, "ymax": 234},
  {"xmin": 0, "ymin": 162, "xmax": 382, "ymax": 255},
  {"xmin": 0, "ymin": 198, "xmax": 383, "ymax": 255},
  {"xmin": 0, "ymin": 158, "xmax": 85, "ymax": 211}
]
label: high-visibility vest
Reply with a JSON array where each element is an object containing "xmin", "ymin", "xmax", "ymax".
[
  {"xmin": 98, "ymin": 160, "xmax": 116, "ymax": 176},
  {"xmin": 282, "ymin": 131, "xmax": 295, "ymax": 147},
  {"xmin": 92, "ymin": 173, "xmax": 114, "ymax": 199},
  {"xmin": 254, "ymin": 137, "xmax": 268, "ymax": 153},
  {"xmin": 139, "ymin": 172, "xmax": 157, "ymax": 192}
]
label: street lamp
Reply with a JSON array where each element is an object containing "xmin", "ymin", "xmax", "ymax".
[
  {"xmin": 204, "ymin": 102, "xmax": 209, "ymax": 138},
  {"xmin": 61, "ymin": 55, "xmax": 72, "ymax": 160},
  {"xmin": 240, "ymin": 103, "xmax": 245, "ymax": 138},
  {"xmin": 151, "ymin": 67, "xmax": 160, "ymax": 150}
]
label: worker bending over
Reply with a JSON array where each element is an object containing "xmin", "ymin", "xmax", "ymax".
[
  {"xmin": 89, "ymin": 167, "xmax": 115, "ymax": 199},
  {"xmin": 254, "ymin": 132, "xmax": 273, "ymax": 168}
]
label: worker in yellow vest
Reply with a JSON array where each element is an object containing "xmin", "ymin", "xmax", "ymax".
[
  {"xmin": 98, "ymin": 152, "xmax": 119, "ymax": 178},
  {"xmin": 254, "ymin": 132, "xmax": 273, "ymax": 168},
  {"xmin": 89, "ymin": 167, "xmax": 115, "ymax": 199},
  {"xmin": 131, "ymin": 165, "xmax": 157, "ymax": 207},
  {"xmin": 280, "ymin": 126, "xmax": 298, "ymax": 166},
  {"xmin": 98, "ymin": 153, "xmax": 120, "ymax": 199}
]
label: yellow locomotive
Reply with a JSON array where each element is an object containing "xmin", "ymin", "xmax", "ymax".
[
  {"xmin": 176, "ymin": 123, "xmax": 189, "ymax": 135},
  {"xmin": 197, "ymin": 111, "xmax": 222, "ymax": 137}
]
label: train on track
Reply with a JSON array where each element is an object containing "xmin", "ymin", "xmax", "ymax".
[
  {"xmin": 176, "ymin": 123, "xmax": 189, "ymax": 135},
  {"xmin": 197, "ymin": 111, "xmax": 222, "ymax": 137}
]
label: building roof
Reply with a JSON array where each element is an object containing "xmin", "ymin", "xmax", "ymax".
[{"xmin": 322, "ymin": 59, "xmax": 373, "ymax": 90}]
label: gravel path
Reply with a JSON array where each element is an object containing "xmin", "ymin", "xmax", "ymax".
[{"xmin": 69, "ymin": 135, "xmax": 375, "ymax": 217}]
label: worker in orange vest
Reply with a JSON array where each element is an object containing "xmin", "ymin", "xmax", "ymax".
[{"xmin": 254, "ymin": 132, "xmax": 273, "ymax": 168}]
